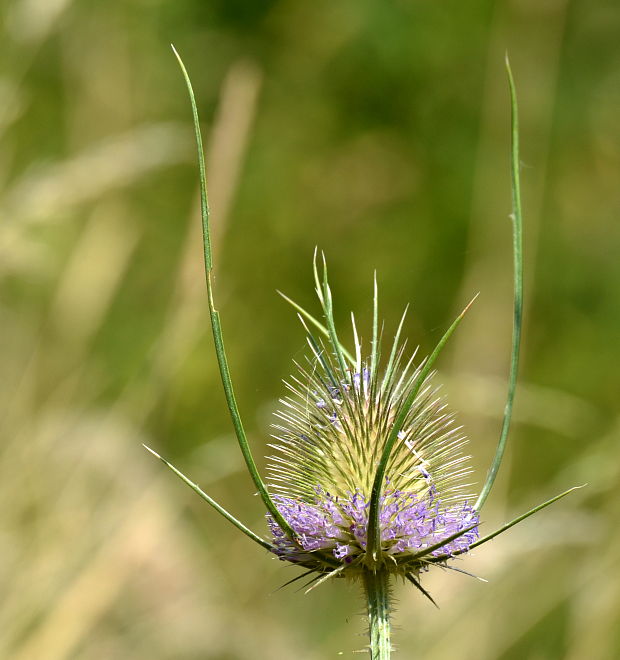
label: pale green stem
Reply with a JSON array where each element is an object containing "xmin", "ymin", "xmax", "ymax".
[{"xmin": 363, "ymin": 569, "xmax": 392, "ymax": 660}]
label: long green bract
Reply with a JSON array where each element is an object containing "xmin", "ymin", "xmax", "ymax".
[
  {"xmin": 429, "ymin": 485, "xmax": 584, "ymax": 563},
  {"xmin": 172, "ymin": 46, "xmax": 297, "ymax": 542},
  {"xmin": 470, "ymin": 485, "xmax": 584, "ymax": 551},
  {"xmin": 475, "ymin": 56, "xmax": 524, "ymax": 511},
  {"xmin": 366, "ymin": 295, "xmax": 478, "ymax": 561},
  {"xmin": 143, "ymin": 445, "xmax": 275, "ymax": 552}
]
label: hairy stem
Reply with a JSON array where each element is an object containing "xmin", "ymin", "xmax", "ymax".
[{"xmin": 363, "ymin": 569, "xmax": 392, "ymax": 659}]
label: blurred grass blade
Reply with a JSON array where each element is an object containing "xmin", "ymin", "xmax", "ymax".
[
  {"xmin": 475, "ymin": 56, "xmax": 524, "ymax": 511},
  {"xmin": 366, "ymin": 295, "xmax": 478, "ymax": 559},
  {"xmin": 277, "ymin": 289, "xmax": 356, "ymax": 365},
  {"xmin": 172, "ymin": 46, "xmax": 297, "ymax": 542},
  {"xmin": 143, "ymin": 445, "xmax": 275, "ymax": 552}
]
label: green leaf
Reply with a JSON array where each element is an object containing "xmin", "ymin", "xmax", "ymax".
[{"xmin": 475, "ymin": 55, "xmax": 524, "ymax": 511}]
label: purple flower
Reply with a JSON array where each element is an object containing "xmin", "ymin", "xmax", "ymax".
[
  {"xmin": 267, "ymin": 339, "xmax": 480, "ymax": 575},
  {"xmin": 268, "ymin": 487, "xmax": 478, "ymax": 569}
]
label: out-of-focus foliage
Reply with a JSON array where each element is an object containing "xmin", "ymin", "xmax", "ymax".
[{"xmin": 1, "ymin": 0, "xmax": 618, "ymax": 658}]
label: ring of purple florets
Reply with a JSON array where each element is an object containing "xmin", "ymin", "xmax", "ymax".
[{"xmin": 267, "ymin": 486, "xmax": 479, "ymax": 568}]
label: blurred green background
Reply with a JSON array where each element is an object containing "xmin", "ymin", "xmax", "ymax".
[{"xmin": 1, "ymin": 0, "xmax": 619, "ymax": 658}]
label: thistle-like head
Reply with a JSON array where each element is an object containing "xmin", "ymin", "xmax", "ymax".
[
  {"xmin": 266, "ymin": 265, "xmax": 480, "ymax": 578},
  {"xmin": 147, "ymin": 52, "xmax": 582, "ymax": 658}
]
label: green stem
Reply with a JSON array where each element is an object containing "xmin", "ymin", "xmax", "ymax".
[{"xmin": 363, "ymin": 569, "xmax": 392, "ymax": 660}]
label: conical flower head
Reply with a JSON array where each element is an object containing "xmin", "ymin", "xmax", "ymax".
[{"xmin": 267, "ymin": 280, "xmax": 480, "ymax": 575}]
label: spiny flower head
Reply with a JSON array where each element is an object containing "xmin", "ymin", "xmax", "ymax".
[
  {"xmin": 148, "ymin": 53, "xmax": 582, "ymax": 658},
  {"xmin": 266, "ymin": 264, "xmax": 480, "ymax": 578}
]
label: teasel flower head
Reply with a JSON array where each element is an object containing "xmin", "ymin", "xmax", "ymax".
[
  {"xmin": 146, "ymin": 50, "xmax": 583, "ymax": 658},
  {"xmin": 266, "ymin": 278, "xmax": 480, "ymax": 580}
]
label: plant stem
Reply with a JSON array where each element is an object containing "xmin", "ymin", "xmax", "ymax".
[{"xmin": 363, "ymin": 569, "xmax": 392, "ymax": 659}]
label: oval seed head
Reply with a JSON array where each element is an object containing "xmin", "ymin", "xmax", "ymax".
[{"xmin": 266, "ymin": 302, "xmax": 480, "ymax": 577}]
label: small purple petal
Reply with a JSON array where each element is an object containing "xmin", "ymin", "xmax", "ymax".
[{"xmin": 267, "ymin": 486, "xmax": 480, "ymax": 566}]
